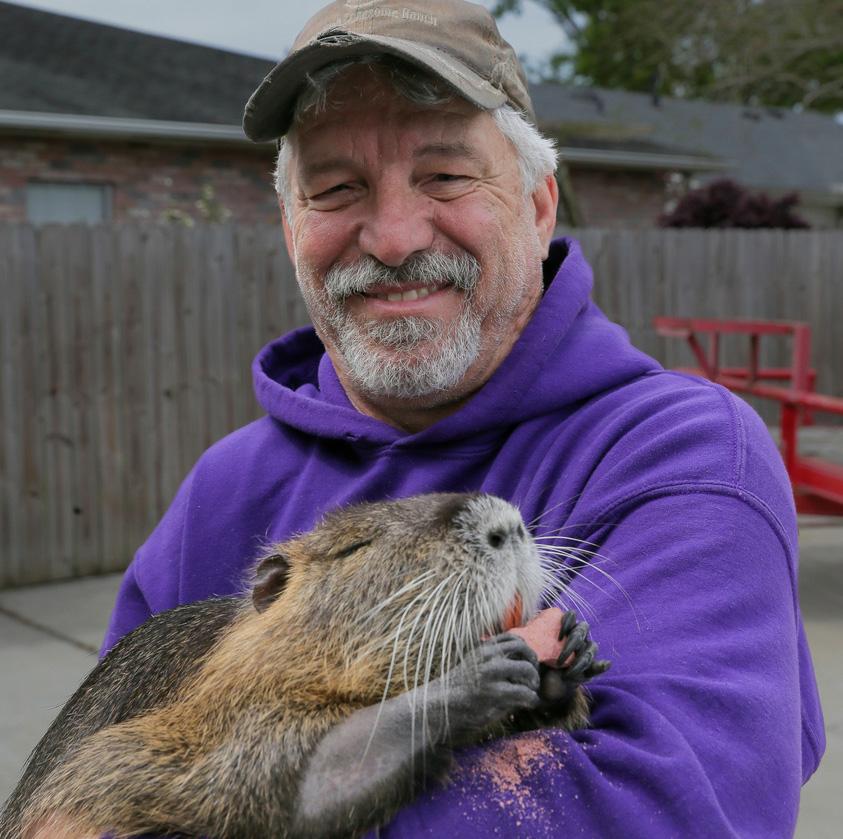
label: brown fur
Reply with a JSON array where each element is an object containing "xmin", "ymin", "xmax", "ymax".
[{"xmin": 1, "ymin": 493, "xmax": 604, "ymax": 839}]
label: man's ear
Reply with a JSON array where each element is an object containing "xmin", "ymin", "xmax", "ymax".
[
  {"xmin": 252, "ymin": 552, "xmax": 292, "ymax": 613},
  {"xmin": 280, "ymin": 203, "xmax": 296, "ymax": 262},
  {"xmin": 532, "ymin": 173, "xmax": 559, "ymax": 259}
]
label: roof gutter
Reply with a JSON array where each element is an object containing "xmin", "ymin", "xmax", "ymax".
[
  {"xmin": 559, "ymin": 146, "xmax": 731, "ymax": 172},
  {"xmin": 0, "ymin": 110, "xmax": 741, "ymax": 174},
  {"xmin": 0, "ymin": 109, "xmax": 270, "ymax": 146}
]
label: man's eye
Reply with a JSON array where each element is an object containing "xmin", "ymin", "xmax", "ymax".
[
  {"xmin": 335, "ymin": 539, "xmax": 373, "ymax": 559},
  {"xmin": 425, "ymin": 173, "xmax": 473, "ymax": 195},
  {"xmin": 315, "ymin": 184, "xmax": 350, "ymax": 197},
  {"xmin": 306, "ymin": 183, "xmax": 359, "ymax": 209}
]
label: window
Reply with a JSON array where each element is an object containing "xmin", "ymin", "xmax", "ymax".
[{"xmin": 26, "ymin": 182, "xmax": 112, "ymax": 224}]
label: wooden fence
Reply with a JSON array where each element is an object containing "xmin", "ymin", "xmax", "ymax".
[
  {"xmin": 579, "ymin": 228, "xmax": 843, "ymax": 387},
  {"xmin": 1, "ymin": 223, "xmax": 841, "ymax": 587}
]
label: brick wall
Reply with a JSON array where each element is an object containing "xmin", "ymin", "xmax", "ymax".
[
  {"xmin": 0, "ymin": 137, "xmax": 676, "ymax": 229},
  {"xmin": 569, "ymin": 168, "xmax": 669, "ymax": 228},
  {"xmin": 0, "ymin": 135, "xmax": 280, "ymax": 224}
]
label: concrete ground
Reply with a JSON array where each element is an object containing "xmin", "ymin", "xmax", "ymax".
[{"xmin": 1, "ymin": 519, "xmax": 841, "ymax": 835}]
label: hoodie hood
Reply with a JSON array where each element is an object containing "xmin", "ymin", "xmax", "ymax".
[{"xmin": 252, "ymin": 237, "xmax": 660, "ymax": 445}]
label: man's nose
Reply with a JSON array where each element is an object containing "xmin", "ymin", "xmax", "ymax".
[{"xmin": 357, "ymin": 184, "xmax": 435, "ymax": 267}]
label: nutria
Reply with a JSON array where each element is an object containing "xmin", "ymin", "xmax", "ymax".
[{"xmin": 0, "ymin": 492, "xmax": 609, "ymax": 839}]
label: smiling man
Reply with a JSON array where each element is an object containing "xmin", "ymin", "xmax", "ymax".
[
  {"xmin": 103, "ymin": 1, "xmax": 824, "ymax": 836},
  {"xmin": 276, "ymin": 61, "xmax": 556, "ymax": 430}
]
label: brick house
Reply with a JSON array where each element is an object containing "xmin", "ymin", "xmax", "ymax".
[
  {"xmin": 0, "ymin": 1, "xmax": 279, "ymax": 226},
  {"xmin": 533, "ymin": 85, "xmax": 843, "ymax": 229},
  {"xmin": 1, "ymin": 1, "xmax": 841, "ymax": 228}
]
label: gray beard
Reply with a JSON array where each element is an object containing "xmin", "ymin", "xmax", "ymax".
[
  {"xmin": 336, "ymin": 306, "xmax": 483, "ymax": 399},
  {"xmin": 299, "ymin": 251, "xmax": 484, "ymax": 400}
]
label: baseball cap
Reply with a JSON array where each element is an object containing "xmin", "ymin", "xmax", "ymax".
[{"xmin": 242, "ymin": 0, "xmax": 534, "ymax": 142}]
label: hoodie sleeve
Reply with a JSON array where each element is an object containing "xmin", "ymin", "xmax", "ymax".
[
  {"xmin": 370, "ymin": 488, "xmax": 822, "ymax": 838},
  {"xmin": 100, "ymin": 469, "xmax": 196, "ymax": 655}
]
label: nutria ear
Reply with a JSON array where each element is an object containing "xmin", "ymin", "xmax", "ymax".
[{"xmin": 252, "ymin": 552, "xmax": 291, "ymax": 612}]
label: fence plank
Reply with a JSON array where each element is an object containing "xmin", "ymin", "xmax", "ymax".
[
  {"xmin": 1, "ymin": 224, "xmax": 841, "ymax": 587},
  {"xmin": 0, "ymin": 226, "xmax": 22, "ymax": 584},
  {"xmin": 66, "ymin": 225, "xmax": 98, "ymax": 576}
]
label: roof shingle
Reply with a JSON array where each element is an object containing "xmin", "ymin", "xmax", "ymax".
[
  {"xmin": 2, "ymin": 1, "xmax": 841, "ymax": 196},
  {"xmin": 0, "ymin": 0, "xmax": 274, "ymax": 124}
]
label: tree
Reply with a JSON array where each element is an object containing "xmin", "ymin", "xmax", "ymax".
[
  {"xmin": 658, "ymin": 179, "xmax": 810, "ymax": 228},
  {"xmin": 494, "ymin": 0, "xmax": 843, "ymax": 113}
]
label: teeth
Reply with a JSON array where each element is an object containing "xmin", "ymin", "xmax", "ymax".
[{"xmin": 374, "ymin": 287, "xmax": 433, "ymax": 302}]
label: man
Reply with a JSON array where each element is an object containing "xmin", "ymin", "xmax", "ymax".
[{"xmin": 104, "ymin": 1, "xmax": 824, "ymax": 835}]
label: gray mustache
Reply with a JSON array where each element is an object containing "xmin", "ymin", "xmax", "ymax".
[{"xmin": 324, "ymin": 251, "xmax": 481, "ymax": 300}]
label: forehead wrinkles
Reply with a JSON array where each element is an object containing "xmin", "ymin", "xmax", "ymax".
[
  {"xmin": 290, "ymin": 85, "xmax": 502, "ymax": 177},
  {"xmin": 295, "ymin": 112, "xmax": 480, "ymax": 172}
]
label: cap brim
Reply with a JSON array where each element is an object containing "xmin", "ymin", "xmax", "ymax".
[{"xmin": 243, "ymin": 32, "xmax": 508, "ymax": 142}]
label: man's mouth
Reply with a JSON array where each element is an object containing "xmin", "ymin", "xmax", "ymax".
[
  {"xmin": 366, "ymin": 287, "xmax": 436, "ymax": 302},
  {"xmin": 358, "ymin": 282, "xmax": 451, "ymax": 304}
]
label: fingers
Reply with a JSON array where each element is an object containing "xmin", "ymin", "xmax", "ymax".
[
  {"xmin": 559, "ymin": 620, "xmax": 589, "ymax": 662},
  {"xmin": 555, "ymin": 614, "xmax": 611, "ymax": 683},
  {"xmin": 559, "ymin": 609, "xmax": 577, "ymax": 639},
  {"xmin": 480, "ymin": 632, "xmax": 539, "ymax": 669}
]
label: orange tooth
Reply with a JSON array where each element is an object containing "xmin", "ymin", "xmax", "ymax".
[{"xmin": 501, "ymin": 593, "xmax": 523, "ymax": 631}]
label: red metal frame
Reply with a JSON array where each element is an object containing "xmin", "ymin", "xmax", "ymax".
[{"xmin": 654, "ymin": 317, "xmax": 843, "ymax": 515}]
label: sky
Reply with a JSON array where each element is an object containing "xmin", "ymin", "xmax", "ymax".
[{"xmin": 6, "ymin": 0, "xmax": 567, "ymax": 65}]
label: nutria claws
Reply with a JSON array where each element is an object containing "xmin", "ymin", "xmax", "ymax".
[
  {"xmin": 444, "ymin": 633, "xmax": 542, "ymax": 733},
  {"xmin": 558, "ymin": 610, "xmax": 611, "ymax": 681}
]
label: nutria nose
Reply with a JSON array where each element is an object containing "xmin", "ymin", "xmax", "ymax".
[{"xmin": 486, "ymin": 522, "xmax": 526, "ymax": 549}]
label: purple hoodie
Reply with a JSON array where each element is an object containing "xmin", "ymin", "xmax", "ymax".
[{"xmin": 104, "ymin": 237, "xmax": 824, "ymax": 837}]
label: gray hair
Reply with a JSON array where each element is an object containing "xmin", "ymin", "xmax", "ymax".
[{"xmin": 273, "ymin": 56, "xmax": 557, "ymax": 218}]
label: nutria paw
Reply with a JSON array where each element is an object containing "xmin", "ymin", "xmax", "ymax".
[
  {"xmin": 444, "ymin": 633, "xmax": 541, "ymax": 735},
  {"xmin": 508, "ymin": 612, "xmax": 610, "ymax": 731},
  {"xmin": 557, "ymin": 611, "xmax": 611, "ymax": 682}
]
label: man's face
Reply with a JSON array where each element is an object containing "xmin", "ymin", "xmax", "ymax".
[{"xmin": 281, "ymin": 66, "xmax": 557, "ymax": 415}]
